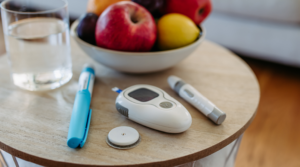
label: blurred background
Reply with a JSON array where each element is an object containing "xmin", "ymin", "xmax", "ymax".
[{"xmin": 0, "ymin": 0, "xmax": 299, "ymax": 166}]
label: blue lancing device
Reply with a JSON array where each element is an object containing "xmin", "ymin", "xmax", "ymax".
[{"xmin": 67, "ymin": 64, "xmax": 95, "ymax": 148}]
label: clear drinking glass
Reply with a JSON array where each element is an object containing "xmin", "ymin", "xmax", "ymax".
[{"xmin": 1, "ymin": 0, "xmax": 72, "ymax": 91}]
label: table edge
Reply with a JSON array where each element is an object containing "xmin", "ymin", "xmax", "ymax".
[{"xmin": 0, "ymin": 107, "xmax": 259, "ymax": 167}]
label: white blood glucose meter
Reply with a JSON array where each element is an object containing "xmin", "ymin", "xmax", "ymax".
[{"xmin": 115, "ymin": 84, "xmax": 192, "ymax": 133}]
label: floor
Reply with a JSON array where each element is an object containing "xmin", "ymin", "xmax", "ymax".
[
  {"xmin": 0, "ymin": 22, "xmax": 299, "ymax": 167},
  {"xmin": 235, "ymin": 58, "xmax": 300, "ymax": 167}
]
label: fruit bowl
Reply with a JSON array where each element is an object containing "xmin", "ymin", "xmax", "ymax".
[{"xmin": 70, "ymin": 19, "xmax": 205, "ymax": 73}]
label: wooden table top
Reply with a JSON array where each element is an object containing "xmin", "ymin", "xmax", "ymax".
[{"xmin": 0, "ymin": 40, "xmax": 260, "ymax": 167}]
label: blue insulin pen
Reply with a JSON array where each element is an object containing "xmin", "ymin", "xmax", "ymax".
[{"xmin": 67, "ymin": 64, "xmax": 95, "ymax": 148}]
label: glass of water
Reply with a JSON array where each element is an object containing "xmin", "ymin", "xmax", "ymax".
[{"xmin": 1, "ymin": 0, "xmax": 72, "ymax": 91}]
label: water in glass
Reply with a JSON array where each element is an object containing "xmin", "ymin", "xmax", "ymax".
[{"xmin": 5, "ymin": 17, "xmax": 72, "ymax": 91}]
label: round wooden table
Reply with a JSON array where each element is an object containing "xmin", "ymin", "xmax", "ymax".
[{"xmin": 0, "ymin": 40, "xmax": 260, "ymax": 167}]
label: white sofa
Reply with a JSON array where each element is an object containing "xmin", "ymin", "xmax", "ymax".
[{"xmin": 202, "ymin": 0, "xmax": 300, "ymax": 67}]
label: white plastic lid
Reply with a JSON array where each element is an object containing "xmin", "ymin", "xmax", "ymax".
[
  {"xmin": 108, "ymin": 126, "xmax": 139, "ymax": 146},
  {"xmin": 168, "ymin": 75, "xmax": 182, "ymax": 90}
]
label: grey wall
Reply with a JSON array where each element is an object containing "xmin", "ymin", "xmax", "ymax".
[{"xmin": 67, "ymin": 0, "xmax": 88, "ymax": 18}]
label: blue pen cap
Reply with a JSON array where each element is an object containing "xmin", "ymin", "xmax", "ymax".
[{"xmin": 67, "ymin": 90, "xmax": 92, "ymax": 148}]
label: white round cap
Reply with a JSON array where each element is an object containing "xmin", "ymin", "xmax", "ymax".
[
  {"xmin": 108, "ymin": 126, "xmax": 139, "ymax": 146},
  {"xmin": 168, "ymin": 75, "xmax": 182, "ymax": 89}
]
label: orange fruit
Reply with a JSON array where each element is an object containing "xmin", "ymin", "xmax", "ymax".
[{"xmin": 87, "ymin": 0, "xmax": 130, "ymax": 16}]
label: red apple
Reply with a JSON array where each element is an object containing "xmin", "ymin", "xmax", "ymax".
[
  {"xmin": 95, "ymin": 1, "xmax": 157, "ymax": 52},
  {"xmin": 164, "ymin": 0, "xmax": 212, "ymax": 25}
]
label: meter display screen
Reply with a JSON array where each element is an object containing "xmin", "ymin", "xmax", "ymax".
[{"xmin": 128, "ymin": 88, "xmax": 159, "ymax": 102}]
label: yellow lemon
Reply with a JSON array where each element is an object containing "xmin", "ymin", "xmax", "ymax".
[{"xmin": 157, "ymin": 13, "xmax": 200, "ymax": 50}]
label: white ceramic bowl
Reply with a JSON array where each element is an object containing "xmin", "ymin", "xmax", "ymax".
[{"xmin": 70, "ymin": 20, "xmax": 205, "ymax": 73}]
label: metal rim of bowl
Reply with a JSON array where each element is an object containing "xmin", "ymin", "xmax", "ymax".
[{"xmin": 70, "ymin": 19, "xmax": 206, "ymax": 56}]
